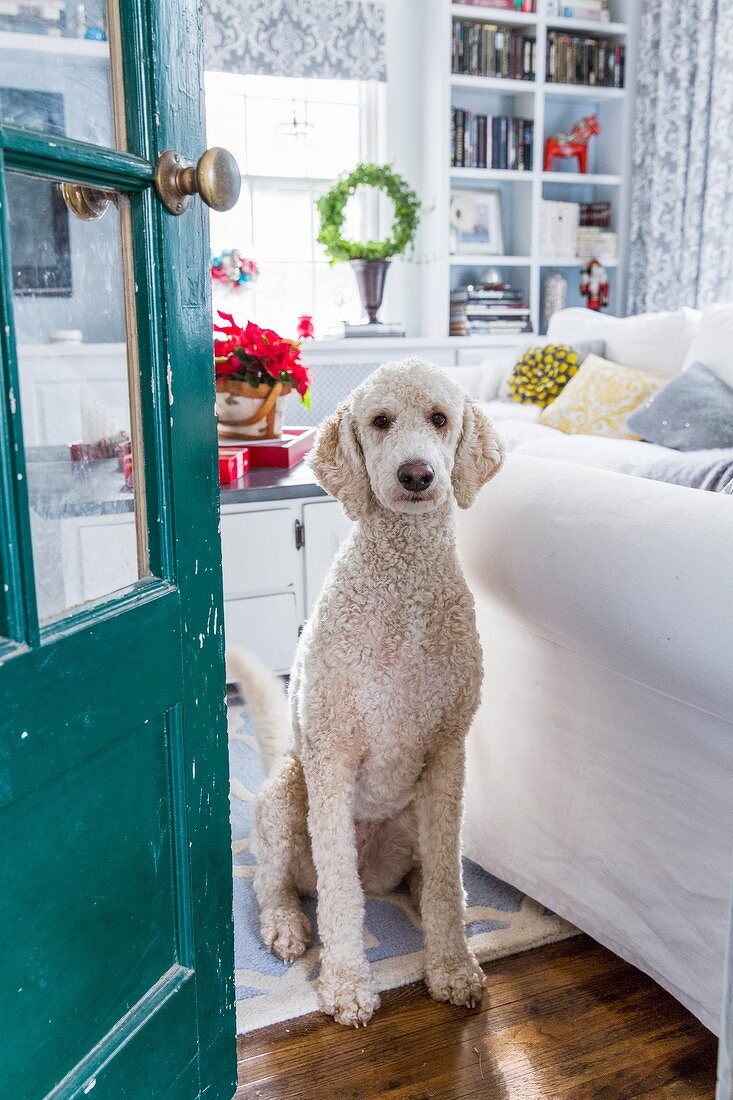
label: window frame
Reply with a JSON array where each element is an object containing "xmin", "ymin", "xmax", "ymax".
[{"xmin": 205, "ymin": 74, "xmax": 387, "ymax": 336}]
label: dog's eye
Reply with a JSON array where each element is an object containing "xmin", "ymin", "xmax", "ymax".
[
  {"xmin": 372, "ymin": 414, "xmax": 390, "ymax": 430},
  {"xmin": 430, "ymin": 412, "xmax": 447, "ymax": 428}
]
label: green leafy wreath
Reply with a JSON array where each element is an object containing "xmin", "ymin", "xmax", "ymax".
[{"xmin": 316, "ymin": 163, "xmax": 421, "ymax": 263}]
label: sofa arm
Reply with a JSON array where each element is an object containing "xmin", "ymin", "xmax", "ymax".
[{"xmin": 457, "ymin": 455, "xmax": 733, "ymax": 719}]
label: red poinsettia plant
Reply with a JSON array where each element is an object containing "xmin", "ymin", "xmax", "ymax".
[{"xmin": 214, "ymin": 311, "xmax": 311, "ymax": 407}]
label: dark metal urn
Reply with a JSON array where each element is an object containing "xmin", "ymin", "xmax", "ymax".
[{"xmin": 350, "ymin": 259, "xmax": 391, "ymax": 325}]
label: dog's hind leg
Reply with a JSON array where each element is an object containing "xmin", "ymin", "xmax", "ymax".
[{"xmin": 253, "ymin": 752, "xmax": 312, "ymax": 962}]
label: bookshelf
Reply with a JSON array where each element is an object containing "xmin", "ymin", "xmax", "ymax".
[{"xmin": 420, "ymin": 0, "xmax": 638, "ymax": 339}]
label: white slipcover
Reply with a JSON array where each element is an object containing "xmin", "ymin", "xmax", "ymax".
[{"xmin": 457, "ymin": 454, "xmax": 733, "ymax": 1033}]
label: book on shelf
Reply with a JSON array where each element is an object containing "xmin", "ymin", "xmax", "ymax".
[
  {"xmin": 451, "ymin": 282, "xmax": 532, "ymax": 336},
  {"xmin": 327, "ymin": 321, "xmax": 406, "ymax": 339},
  {"xmin": 577, "ymin": 227, "xmax": 617, "ymax": 261},
  {"xmin": 547, "ymin": 0, "xmax": 610, "ymax": 19},
  {"xmin": 452, "ymin": 20, "xmax": 536, "ymax": 80},
  {"xmin": 454, "ymin": 1, "xmax": 536, "ymax": 10},
  {"xmin": 452, "ymin": 109, "xmax": 533, "ymax": 170},
  {"xmin": 546, "ymin": 31, "xmax": 625, "ymax": 87},
  {"xmin": 452, "ymin": 286, "xmax": 525, "ymax": 302},
  {"xmin": 580, "ymin": 200, "xmax": 612, "ymax": 227},
  {"xmin": 541, "ymin": 199, "xmax": 581, "ymax": 257}
]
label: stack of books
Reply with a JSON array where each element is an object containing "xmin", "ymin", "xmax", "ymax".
[
  {"xmin": 451, "ymin": 283, "xmax": 532, "ymax": 336},
  {"xmin": 577, "ymin": 227, "xmax": 617, "ymax": 262},
  {"xmin": 547, "ymin": 0, "xmax": 610, "ymax": 21},
  {"xmin": 452, "ymin": 20, "xmax": 536, "ymax": 80},
  {"xmin": 546, "ymin": 32, "xmax": 625, "ymax": 87},
  {"xmin": 580, "ymin": 200, "xmax": 612, "ymax": 227},
  {"xmin": 541, "ymin": 200, "xmax": 581, "ymax": 257},
  {"xmin": 452, "ymin": 110, "xmax": 533, "ymax": 170},
  {"xmin": 328, "ymin": 321, "xmax": 406, "ymax": 339}
]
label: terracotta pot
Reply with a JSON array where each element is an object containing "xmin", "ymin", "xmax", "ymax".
[{"xmin": 216, "ymin": 378, "xmax": 292, "ymax": 440}]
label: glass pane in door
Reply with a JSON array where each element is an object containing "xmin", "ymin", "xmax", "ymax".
[
  {"xmin": 5, "ymin": 169, "xmax": 150, "ymax": 621},
  {"xmin": 0, "ymin": 1, "xmax": 124, "ymax": 148}
]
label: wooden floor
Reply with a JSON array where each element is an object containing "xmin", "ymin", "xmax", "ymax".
[{"xmin": 234, "ymin": 935, "xmax": 718, "ymax": 1099}]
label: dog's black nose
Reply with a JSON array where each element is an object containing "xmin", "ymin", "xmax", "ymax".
[{"xmin": 397, "ymin": 461, "xmax": 435, "ymax": 493}]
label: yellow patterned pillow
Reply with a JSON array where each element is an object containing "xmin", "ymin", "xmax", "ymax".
[
  {"xmin": 538, "ymin": 354, "xmax": 667, "ymax": 438},
  {"xmin": 507, "ymin": 344, "xmax": 580, "ymax": 408}
]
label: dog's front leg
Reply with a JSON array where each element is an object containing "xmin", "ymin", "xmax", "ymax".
[
  {"xmin": 417, "ymin": 733, "xmax": 484, "ymax": 1007},
  {"xmin": 303, "ymin": 751, "xmax": 380, "ymax": 1027}
]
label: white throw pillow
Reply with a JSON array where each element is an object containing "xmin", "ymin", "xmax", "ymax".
[
  {"xmin": 548, "ymin": 307, "xmax": 701, "ymax": 378},
  {"xmin": 547, "ymin": 307, "xmax": 617, "ymax": 346},
  {"xmin": 681, "ymin": 302, "xmax": 733, "ymax": 388}
]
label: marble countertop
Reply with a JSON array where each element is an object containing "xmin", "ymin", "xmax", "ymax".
[{"xmin": 26, "ymin": 447, "xmax": 325, "ymax": 520}]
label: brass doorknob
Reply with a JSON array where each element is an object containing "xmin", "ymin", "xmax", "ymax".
[{"xmin": 155, "ymin": 147, "xmax": 241, "ymax": 216}]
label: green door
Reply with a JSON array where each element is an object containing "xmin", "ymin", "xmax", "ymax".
[{"xmin": 0, "ymin": 2, "xmax": 237, "ymax": 1097}]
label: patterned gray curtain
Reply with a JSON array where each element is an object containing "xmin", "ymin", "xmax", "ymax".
[
  {"xmin": 627, "ymin": 0, "xmax": 733, "ymax": 313},
  {"xmin": 204, "ymin": 0, "xmax": 386, "ymax": 81}
]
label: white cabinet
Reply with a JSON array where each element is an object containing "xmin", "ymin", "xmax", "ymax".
[
  {"xmin": 302, "ymin": 500, "xmax": 353, "ymax": 618},
  {"xmin": 220, "ymin": 507, "xmax": 299, "ymax": 598},
  {"xmin": 224, "ymin": 593, "xmax": 300, "ymax": 676},
  {"xmin": 221, "ymin": 494, "xmax": 352, "ymax": 676}
]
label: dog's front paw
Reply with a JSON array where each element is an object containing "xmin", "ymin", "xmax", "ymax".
[
  {"xmin": 426, "ymin": 949, "xmax": 485, "ymax": 1008},
  {"xmin": 318, "ymin": 961, "xmax": 380, "ymax": 1027},
  {"xmin": 261, "ymin": 906, "xmax": 311, "ymax": 962}
]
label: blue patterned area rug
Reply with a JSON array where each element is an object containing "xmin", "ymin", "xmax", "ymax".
[{"xmin": 229, "ymin": 698, "xmax": 577, "ymax": 1034}]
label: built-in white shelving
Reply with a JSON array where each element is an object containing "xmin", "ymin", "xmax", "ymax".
[
  {"xmin": 546, "ymin": 16, "xmax": 628, "ymax": 34},
  {"xmin": 450, "ymin": 254, "xmax": 532, "ymax": 267},
  {"xmin": 541, "ymin": 256, "xmax": 619, "ymax": 267},
  {"xmin": 420, "ymin": 0, "xmax": 638, "ymax": 338},
  {"xmin": 451, "ymin": 3, "xmax": 538, "ymax": 26}
]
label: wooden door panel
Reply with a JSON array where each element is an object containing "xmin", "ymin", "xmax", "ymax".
[
  {"xmin": 1, "ymin": 716, "xmax": 180, "ymax": 1099},
  {"xmin": 0, "ymin": 591, "xmax": 182, "ymax": 809},
  {"xmin": 47, "ymin": 969, "xmax": 198, "ymax": 1100}
]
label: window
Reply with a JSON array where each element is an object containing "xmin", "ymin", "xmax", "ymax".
[{"xmin": 205, "ymin": 72, "xmax": 386, "ymax": 339}]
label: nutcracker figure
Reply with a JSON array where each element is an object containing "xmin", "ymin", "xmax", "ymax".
[{"xmin": 580, "ymin": 259, "xmax": 609, "ymax": 312}]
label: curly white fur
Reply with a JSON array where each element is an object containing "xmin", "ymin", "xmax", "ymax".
[{"xmin": 233, "ymin": 357, "xmax": 504, "ymax": 1027}]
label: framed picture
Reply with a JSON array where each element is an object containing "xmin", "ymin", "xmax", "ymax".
[
  {"xmin": 0, "ymin": 88, "xmax": 72, "ymax": 297},
  {"xmin": 449, "ymin": 189, "xmax": 504, "ymax": 255}
]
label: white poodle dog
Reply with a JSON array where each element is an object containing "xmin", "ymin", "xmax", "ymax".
[{"xmin": 230, "ymin": 357, "xmax": 504, "ymax": 1027}]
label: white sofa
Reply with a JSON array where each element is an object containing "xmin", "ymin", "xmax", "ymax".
[{"xmin": 456, "ymin": 308, "xmax": 733, "ymax": 1034}]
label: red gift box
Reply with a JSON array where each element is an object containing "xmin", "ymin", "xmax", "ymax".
[
  {"xmin": 245, "ymin": 427, "xmax": 316, "ymax": 469},
  {"xmin": 218, "ymin": 446, "xmax": 250, "ymax": 484},
  {"xmin": 122, "ymin": 453, "xmax": 134, "ymax": 491}
]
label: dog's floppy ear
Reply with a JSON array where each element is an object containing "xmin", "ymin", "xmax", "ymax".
[
  {"xmin": 308, "ymin": 401, "xmax": 373, "ymax": 519},
  {"xmin": 451, "ymin": 396, "xmax": 505, "ymax": 509}
]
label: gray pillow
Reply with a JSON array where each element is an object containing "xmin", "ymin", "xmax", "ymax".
[{"xmin": 627, "ymin": 362, "xmax": 733, "ymax": 450}]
